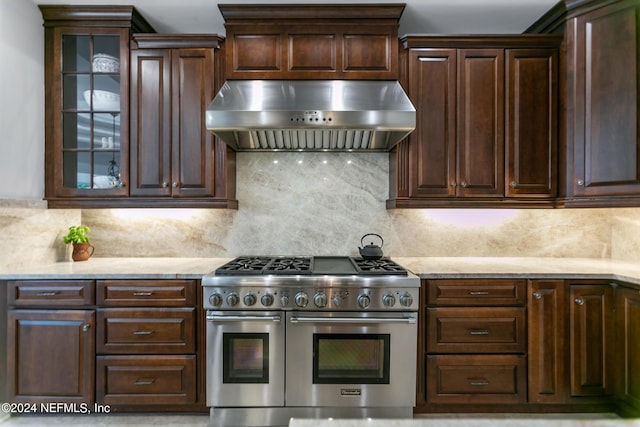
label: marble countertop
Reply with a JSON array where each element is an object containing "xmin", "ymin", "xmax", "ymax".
[
  {"xmin": 0, "ymin": 257, "xmax": 232, "ymax": 279},
  {"xmin": 1, "ymin": 257, "xmax": 639, "ymax": 285},
  {"xmin": 393, "ymin": 257, "xmax": 640, "ymax": 285}
]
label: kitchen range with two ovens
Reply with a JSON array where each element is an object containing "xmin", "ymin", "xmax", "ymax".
[{"xmin": 202, "ymin": 255, "xmax": 419, "ymax": 427}]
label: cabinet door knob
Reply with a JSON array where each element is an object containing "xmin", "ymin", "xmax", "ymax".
[
  {"xmin": 162, "ymin": 181, "xmax": 168, "ymax": 188},
  {"xmin": 533, "ymin": 291, "xmax": 542, "ymax": 299},
  {"xmin": 461, "ymin": 181, "xmax": 468, "ymax": 188},
  {"xmin": 510, "ymin": 181, "xmax": 517, "ymax": 188},
  {"xmin": 577, "ymin": 179, "xmax": 585, "ymax": 186},
  {"xmin": 450, "ymin": 181, "xmax": 457, "ymax": 187},
  {"xmin": 172, "ymin": 181, "xmax": 178, "ymax": 188},
  {"xmin": 82, "ymin": 324, "xmax": 90, "ymax": 332},
  {"xmin": 575, "ymin": 297, "xmax": 585, "ymax": 305}
]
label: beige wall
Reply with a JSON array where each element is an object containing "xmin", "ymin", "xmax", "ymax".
[{"xmin": 0, "ymin": 0, "xmax": 44, "ymax": 199}]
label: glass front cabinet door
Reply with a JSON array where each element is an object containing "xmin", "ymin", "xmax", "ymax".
[
  {"xmin": 41, "ymin": 6, "xmax": 154, "ymax": 207},
  {"xmin": 61, "ymin": 31, "xmax": 126, "ymax": 193}
]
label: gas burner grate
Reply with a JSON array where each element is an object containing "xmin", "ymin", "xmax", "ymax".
[
  {"xmin": 352, "ymin": 257, "xmax": 409, "ymax": 275},
  {"xmin": 215, "ymin": 256, "xmax": 409, "ymax": 276},
  {"xmin": 265, "ymin": 257, "xmax": 312, "ymax": 274},
  {"xmin": 215, "ymin": 256, "xmax": 273, "ymax": 275}
]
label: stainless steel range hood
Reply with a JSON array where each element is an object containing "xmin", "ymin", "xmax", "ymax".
[{"xmin": 206, "ymin": 80, "xmax": 416, "ymax": 151}]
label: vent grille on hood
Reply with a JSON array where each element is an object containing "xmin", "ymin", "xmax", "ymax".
[{"xmin": 206, "ymin": 80, "xmax": 416, "ymax": 151}]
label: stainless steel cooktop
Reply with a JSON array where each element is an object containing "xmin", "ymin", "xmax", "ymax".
[{"xmin": 202, "ymin": 256, "xmax": 419, "ymax": 311}]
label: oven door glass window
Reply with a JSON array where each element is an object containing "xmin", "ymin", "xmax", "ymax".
[
  {"xmin": 223, "ymin": 333, "xmax": 269, "ymax": 383},
  {"xmin": 313, "ymin": 334, "xmax": 390, "ymax": 384}
]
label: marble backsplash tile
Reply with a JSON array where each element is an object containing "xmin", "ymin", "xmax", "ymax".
[
  {"xmin": 611, "ymin": 208, "xmax": 640, "ymax": 262},
  {"xmin": 0, "ymin": 152, "xmax": 638, "ymax": 265},
  {"xmin": 0, "ymin": 199, "xmax": 80, "ymax": 267}
]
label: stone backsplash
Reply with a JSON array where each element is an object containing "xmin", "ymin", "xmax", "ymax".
[{"xmin": 0, "ymin": 152, "xmax": 637, "ymax": 266}]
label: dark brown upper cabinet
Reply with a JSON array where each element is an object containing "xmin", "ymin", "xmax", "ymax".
[
  {"xmin": 529, "ymin": 0, "xmax": 640, "ymax": 207},
  {"xmin": 129, "ymin": 35, "xmax": 237, "ymax": 208},
  {"xmin": 40, "ymin": 6, "xmax": 154, "ymax": 208},
  {"xmin": 40, "ymin": 6, "xmax": 236, "ymax": 208},
  {"xmin": 388, "ymin": 36, "xmax": 560, "ymax": 208},
  {"xmin": 218, "ymin": 4, "xmax": 404, "ymax": 80}
]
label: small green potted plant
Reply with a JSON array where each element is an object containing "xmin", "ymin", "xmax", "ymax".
[{"xmin": 63, "ymin": 225, "xmax": 94, "ymax": 261}]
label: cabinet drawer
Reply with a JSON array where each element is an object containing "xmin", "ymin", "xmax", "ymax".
[
  {"xmin": 97, "ymin": 280, "xmax": 196, "ymax": 306},
  {"xmin": 427, "ymin": 279, "xmax": 526, "ymax": 306},
  {"xmin": 97, "ymin": 308, "xmax": 195, "ymax": 354},
  {"xmin": 96, "ymin": 355, "xmax": 196, "ymax": 405},
  {"xmin": 8, "ymin": 280, "xmax": 94, "ymax": 306},
  {"xmin": 426, "ymin": 355, "xmax": 527, "ymax": 404},
  {"xmin": 427, "ymin": 307, "xmax": 526, "ymax": 353}
]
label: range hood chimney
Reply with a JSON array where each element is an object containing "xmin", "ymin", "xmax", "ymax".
[{"xmin": 206, "ymin": 80, "xmax": 415, "ymax": 151}]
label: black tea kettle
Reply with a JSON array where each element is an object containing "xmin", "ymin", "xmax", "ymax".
[{"xmin": 358, "ymin": 233, "xmax": 384, "ymax": 260}]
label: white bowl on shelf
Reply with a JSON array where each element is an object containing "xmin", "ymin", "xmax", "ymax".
[
  {"xmin": 92, "ymin": 53, "xmax": 120, "ymax": 73},
  {"xmin": 83, "ymin": 90, "xmax": 120, "ymax": 111}
]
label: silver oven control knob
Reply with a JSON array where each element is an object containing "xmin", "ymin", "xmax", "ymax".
[
  {"xmin": 313, "ymin": 292, "xmax": 327, "ymax": 308},
  {"xmin": 399, "ymin": 292, "xmax": 414, "ymax": 307},
  {"xmin": 332, "ymin": 294, "xmax": 343, "ymax": 307},
  {"xmin": 226, "ymin": 292, "xmax": 239, "ymax": 307},
  {"xmin": 209, "ymin": 293, "xmax": 223, "ymax": 307},
  {"xmin": 357, "ymin": 294, "xmax": 371, "ymax": 309},
  {"xmin": 280, "ymin": 295, "xmax": 290, "ymax": 307},
  {"xmin": 261, "ymin": 293, "xmax": 274, "ymax": 307},
  {"xmin": 243, "ymin": 293, "xmax": 257, "ymax": 306},
  {"xmin": 295, "ymin": 291, "xmax": 309, "ymax": 308},
  {"xmin": 382, "ymin": 293, "xmax": 396, "ymax": 307}
]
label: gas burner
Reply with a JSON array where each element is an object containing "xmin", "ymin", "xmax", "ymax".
[
  {"xmin": 265, "ymin": 257, "xmax": 312, "ymax": 274},
  {"xmin": 216, "ymin": 256, "xmax": 273, "ymax": 275},
  {"xmin": 214, "ymin": 256, "xmax": 410, "ymax": 277},
  {"xmin": 352, "ymin": 257, "xmax": 408, "ymax": 274}
]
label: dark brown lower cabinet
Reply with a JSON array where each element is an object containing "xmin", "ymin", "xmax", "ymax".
[
  {"xmin": 94, "ymin": 280, "xmax": 203, "ymax": 411},
  {"xmin": 421, "ymin": 279, "xmax": 621, "ymax": 414},
  {"xmin": 527, "ymin": 280, "xmax": 614, "ymax": 406},
  {"xmin": 7, "ymin": 309, "xmax": 95, "ymax": 403},
  {"xmin": 426, "ymin": 355, "xmax": 527, "ymax": 404},
  {"xmin": 615, "ymin": 285, "xmax": 640, "ymax": 416},
  {"xmin": 96, "ymin": 355, "xmax": 196, "ymax": 405},
  {"xmin": 422, "ymin": 279, "xmax": 528, "ymax": 410},
  {"xmin": 528, "ymin": 279, "xmax": 566, "ymax": 403},
  {"xmin": 568, "ymin": 283, "xmax": 614, "ymax": 398}
]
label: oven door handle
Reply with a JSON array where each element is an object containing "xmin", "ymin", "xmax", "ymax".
[
  {"xmin": 289, "ymin": 315, "xmax": 416, "ymax": 324},
  {"xmin": 206, "ymin": 314, "xmax": 281, "ymax": 322}
]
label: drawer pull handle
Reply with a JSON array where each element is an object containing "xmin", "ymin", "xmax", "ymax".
[
  {"xmin": 468, "ymin": 291, "xmax": 489, "ymax": 296},
  {"xmin": 133, "ymin": 379, "xmax": 155, "ymax": 385},
  {"xmin": 133, "ymin": 292, "xmax": 153, "ymax": 296},
  {"xmin": 468, "ymin": 329, "xmax": 490, "ymax": 335},
  {"xmin": 36, "ymin": 291, "xmax": 59, "ymax": 296},
  {"xmin": 133, "ymin": 331, "xmax": 154, "ymax": 335},
  {"xmin": 468, "ymin": 379, "xmax": 490, "ymax": 386}
]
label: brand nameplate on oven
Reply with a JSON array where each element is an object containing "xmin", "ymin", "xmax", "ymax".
[{"xmin": 340, "ymin": 388, "xmax": 362, "ymax": 397}]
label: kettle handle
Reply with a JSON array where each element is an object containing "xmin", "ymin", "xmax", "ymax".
[{"xmin": 361, "ymin": 233, "xmax": 383, "ymax": 248}]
